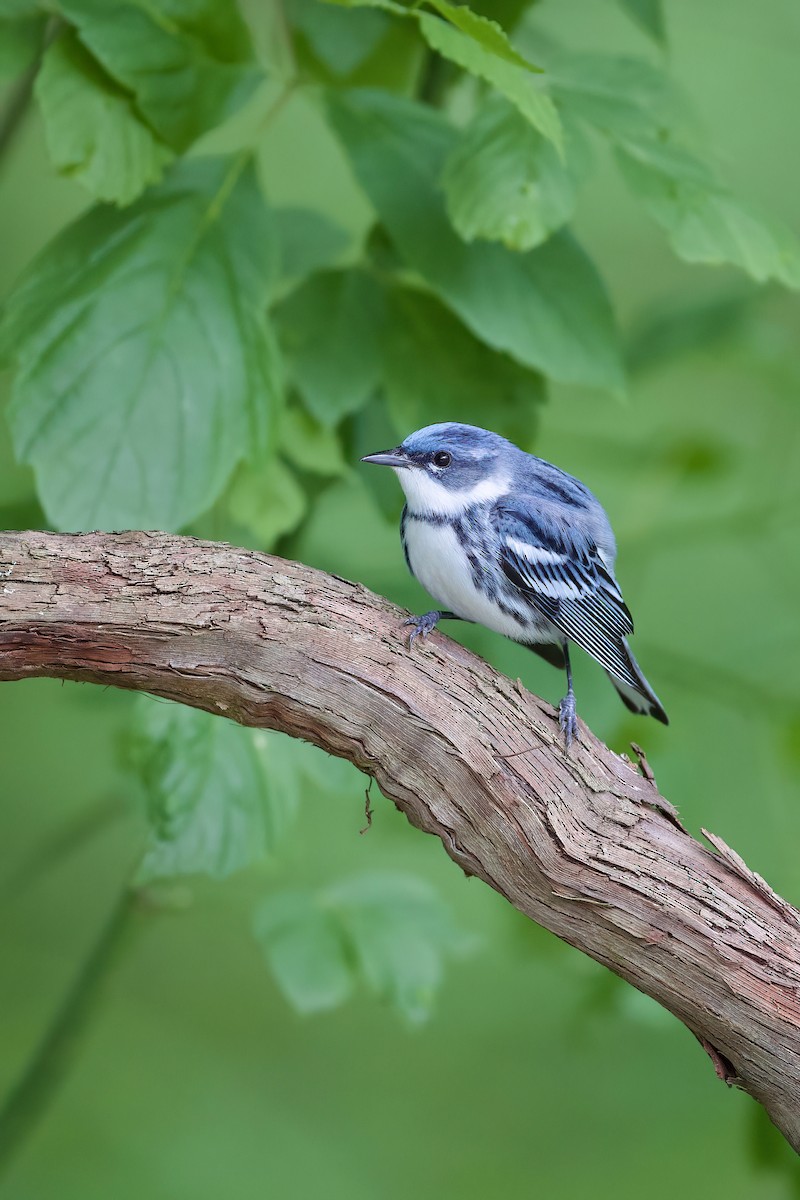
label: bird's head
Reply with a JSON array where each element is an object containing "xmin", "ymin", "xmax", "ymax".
[{"xmin": 362, "ymin": 423, "xmax": 515, "ymax": 516}]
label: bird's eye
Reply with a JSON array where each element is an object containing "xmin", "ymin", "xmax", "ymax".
[{"xmin": 433, "ymin": 451, "xmax": 451, "ymax": 468}]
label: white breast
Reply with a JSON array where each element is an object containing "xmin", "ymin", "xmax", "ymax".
[{"xmin": 404, "ymin": 519, "xmax": 539, "ymax": 641}]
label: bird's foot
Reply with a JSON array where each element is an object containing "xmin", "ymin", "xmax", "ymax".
[
  {"xmin": 403, "ymin": 610, "xmax": 442, "ymax": 649},
  {"xmin": 558, "ymin": 691, "xmax": 579, "ymax": 751}
]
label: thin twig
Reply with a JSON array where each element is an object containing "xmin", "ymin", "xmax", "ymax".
[
  {"xmin": 630, "ymin": 741, "xmax": 656, "ymax": 785},
  {"xmin": 629, "ymin": 742, "xmax": 688, "ymax": 833},
  {"xmin": 0, "ymin": 59, "xmax": 38, "ymax": 167},
  {"xmin": 360, "ymin": 776, "xmax": 374, "ymax": 834},
  {"xmin": 695, "ymin": 1034, "xmax": 740, "ymax": 1088},
  {"xmin": 0, "ymin": 17, "xmax": 63, "ymax": 169},
  {"xmin": 0, "ymin": 881, "xmax": 140, "ymax": 1177}
]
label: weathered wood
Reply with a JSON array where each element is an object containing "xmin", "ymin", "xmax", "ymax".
[{"xmin": 1, "ymin": 530, "xmax": 799, "ymax": 1149}]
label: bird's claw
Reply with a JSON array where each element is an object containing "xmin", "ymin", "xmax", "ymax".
[
  {"xmin": 558, "ymin": 692, "xmax": 579, "ymax": 752},
  {"xmin": 403, "ymin": 610, "xmax": 441, "ymax": 649}
]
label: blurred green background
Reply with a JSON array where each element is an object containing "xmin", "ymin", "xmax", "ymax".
[{"xmin": 2, "ymin": 0, "xmax": 800, "ymax": 1195}]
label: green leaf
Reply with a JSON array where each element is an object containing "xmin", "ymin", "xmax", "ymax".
[
  {"xmin": 424, "ymin": 0, "xmax": 539, "ymax": 71},
  {"xmin": 227, "ymin": 458, "xmax": 308, "ymax": 549},
  {"xmin": 442, "ymin": 95, "xmax": 586, "ymax": 251},
  {"xmin": 320, "ymin": 0, "xmax": 407, "ymax": 15},
  {"xmin": 459, "ymin": 0, "xmax": 532, "ymax": 31},
  {"xmin": 58, "ymin": 0, "xmax": 263, "ymax": 152},
  {"xmin": 383, "ymin": 285, "xmax": 544, "ymax": 446},
  {"xmin": 271, "ymin": 207, "xmax": 350, "ymax": 298},
  {"xmin": 2, "ymin": 155, "xmax": 282, "ymax": 532},
  {"xmin": 254, "ymin": 872, "xmax": 476, "ymax": 1023},
  {"xmin": 320, "ymin": 0, "xmax": 557, "ymax": 145},
  {"xmin": 548, "ymin": 53, "xmax": 682, "ymax": 143},
  {"xmin": 548, "ymin": 52, "xmax": 800, "ymax": 289},
  {"xmin": 0, "ymin": 13, "xmax": 44, "ymax": 78},
  {"xmin": 253, "ymin": 891, "xmax": 354, "ymax": 1014},
  {"xmin": 327, "ymin": 872, "xmax": 477, "ymax": 1024},
  {"xmin": 279, "ymin": 404, "xmax": 348, "ymax": 476},
  {"xmin": 287, "ymin": 0, "xmax": 391, "ymax": 76},
  {"xmin": 35, "ymin": 30, "xmax": 173, "ymax": 205},
  {"xmin": 418, "ymin": 12, "xmax": 560, "ymax": 149},
  {"xmin": 328, "ymin": 89, "xmax": 623, "ymax": 390},
  {"xmin": 617, "ymin": 0, "xmax": 666, "ymax": 45},
  {"xmin": 322, "ymin": 0, "xmax": 540, "ymax": 71},
  {"xmin": 274, "ymin": 268, "xmax": 386, "ymax": 424},
  {"xmin": 617, "ymin": 140, "xmax": 800, "ymax": 289},
  {"xmin": 129, "ymin": 700, "xmax": 304, "ymax": 883}
]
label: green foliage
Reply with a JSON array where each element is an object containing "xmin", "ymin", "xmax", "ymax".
[
  {"xmin": 270, "ymin": 206, "xmax": 349, "ymax": 296},
  {"xmin": 328, "ymin": 88, "xmax": 623, "ymax": 388},
  {"xmin": 130, "ymin": 695, "xmax": 471, "ymax": 1024},
  {"xmin": 57, "ymin": 0, "xmax": 263, "ymax": 153},
  {"xmin": 417, "ymin": 12, "xmax": 560, "ymax": 147},
  {"xmin": 129, "ymin": 699, "xmax": 305, "ymax": 881},
  {"xmin": 382, "ymin": 285, "xmax": 544, "ymax": 443},
  {"xmin": 35, "ymin": 30, "xmax": 173, "ymax": 205},
  {"xmin": 3, "ymin": 0, "xmax": 800, "ymax": 1190},
  {"xmin": 325, "ymin": 0, "xmax": 541, "ymax": 69},
  {"xmin": 254, "ymin": 872, "xmax": 476, "ymax": 1022},
  {"xmin": 424, "ymin": 0, "xmax": 538, "ymax": 71},
  {"xmin": 617, "ymin": 140, "xmax": 800, "ymax": 287},
  {"xmin": 1, "ymin": 0, "xmax": 795, "ymax": 534},
  {"xmin": 1, "ymin": 156, "xmax": 281, "ymax": 531},
  {"xmin": 227, "ymin": 457, "xmax": 308, "ymax": 547},
  {"xmin": 275, "ymin": 268, "xmax": 386, "ymax": 424},
  {"xmin": 255, "ymin": 888, "xmax": 356, "ymax": 1012},
  {"xmin": 547, "ymin": 52, "xmax": 682, "ymax": 142},
  {"xmin": 279, "ymin": 402, "xmax": 349, "ymax": 475},
  {"xmin": 289, "ymin": 0, "xmax": 391, "ymax": 76},
  {"xmin": 324, "ymin": 0, "xmax": 561, "ymax": 144},
  {"xmin": 442, "ymin": 95, "xmax": 585, "ymax": 250},
  {"xmin": 546, "ymin": 49, "xmax": 800, "ymax": 286}
]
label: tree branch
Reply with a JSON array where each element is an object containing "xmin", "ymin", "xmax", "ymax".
[{"xmin": 2, "ymin": 530, "xmax": 799, "ymax": 1150}]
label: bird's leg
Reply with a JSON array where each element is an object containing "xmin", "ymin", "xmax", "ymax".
[
  {"xmin": 558, "ymin": 643, "xmax": 579, "ymax": 750},
  {"xmin": 403, "ymin": 610, "xmax": 460, "ymax": 649}
]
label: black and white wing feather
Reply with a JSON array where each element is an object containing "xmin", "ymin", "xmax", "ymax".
[{"xmin": 494, "ymin": 506, "xmax": 642, "ymax": 691}]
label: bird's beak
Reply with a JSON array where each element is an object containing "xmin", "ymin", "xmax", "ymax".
[{"xmin": 361, "ymin": 448, "xmax": 410, "ymax": 468}]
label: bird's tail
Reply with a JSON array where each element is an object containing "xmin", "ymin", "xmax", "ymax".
[{"xmin": 607, "ymin": 639, "xmax": 668, "ymax": 725}]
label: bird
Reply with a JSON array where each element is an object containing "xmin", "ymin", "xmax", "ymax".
[{"xmin": 361, "ymin": 422, "xmax": 667, "ymax": 749}]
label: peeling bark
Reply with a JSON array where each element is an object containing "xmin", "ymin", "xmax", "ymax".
[{"xmin": 1, "ymin": 530, "xmax": 799, "ymax": 1150}]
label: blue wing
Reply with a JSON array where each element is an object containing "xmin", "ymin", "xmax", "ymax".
[{"xmin": 494, "ymin": 505, "xmax": 642, "ymax": 689}]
